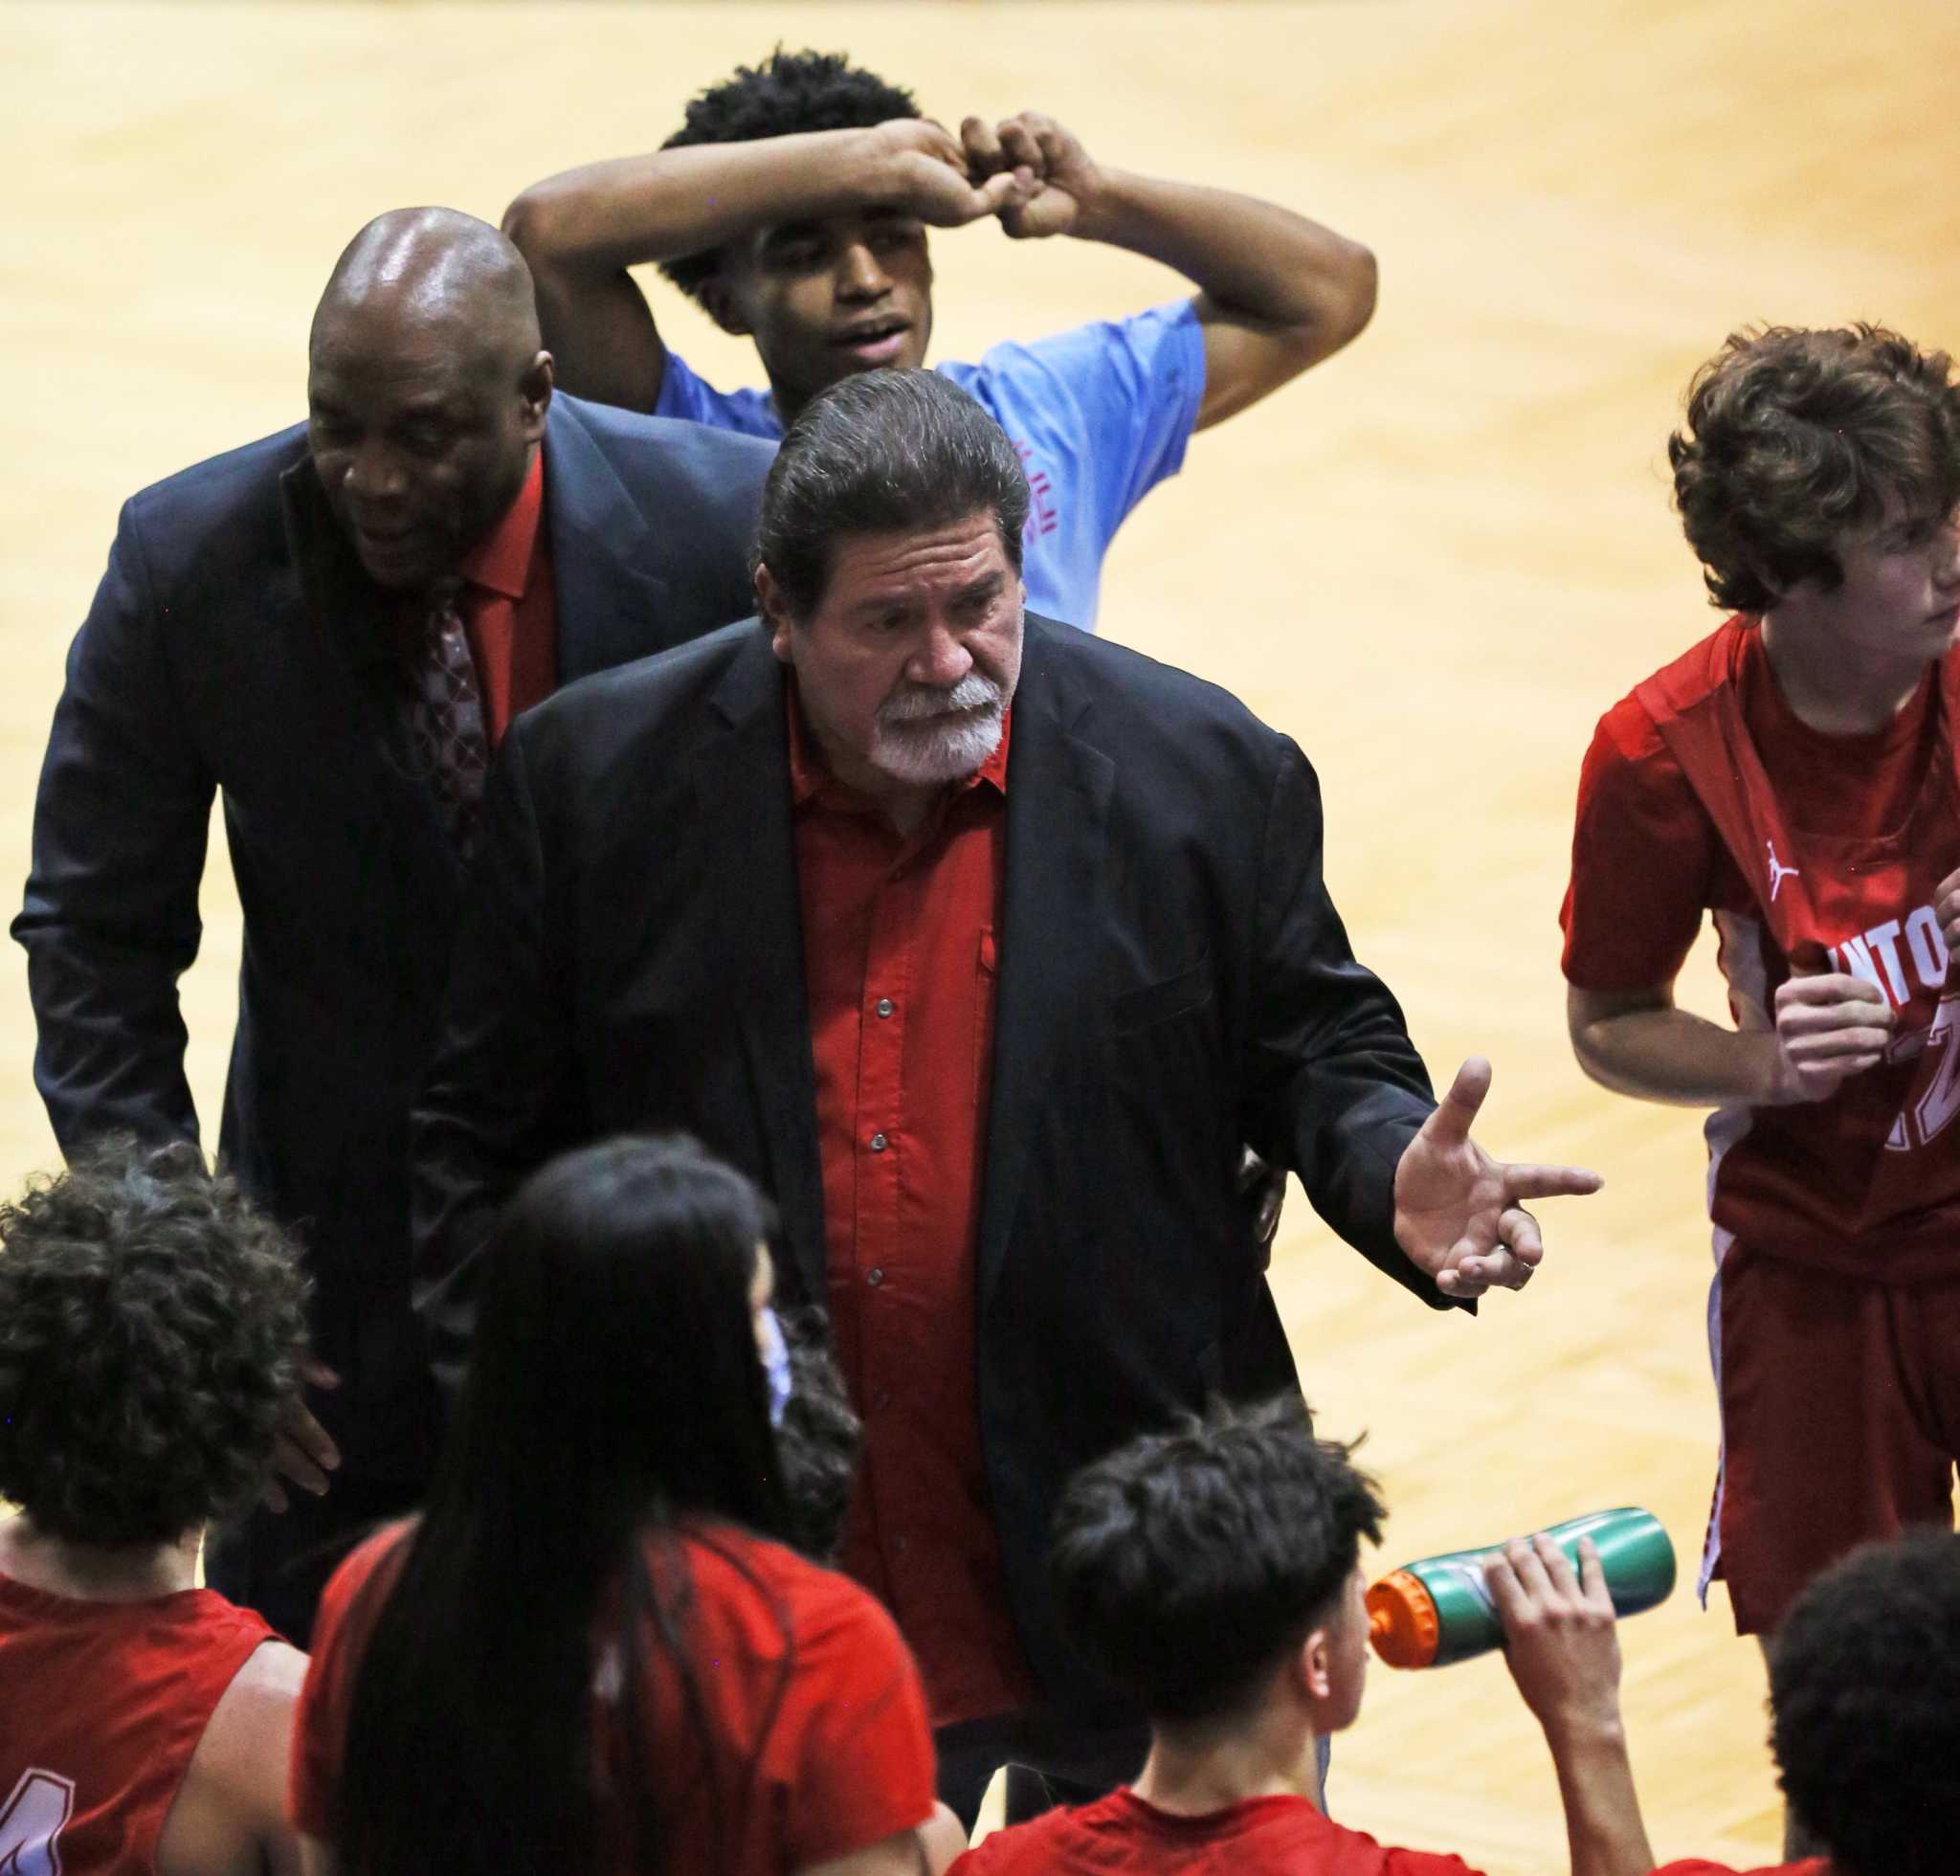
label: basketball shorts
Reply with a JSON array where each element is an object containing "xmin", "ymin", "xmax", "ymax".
[{"xmin": 1704, "ymin": 1244, "xmax": 1960, "ymax": 1635}]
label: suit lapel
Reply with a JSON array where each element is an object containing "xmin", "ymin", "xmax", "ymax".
[
  {"xmin": 278, "ymin": 455, "xmax": 455, "ymax": 878},
  {"xmin": 978, "ymin": 623, "xmax": 1113, "ymax": 1313},
  {"xmin": 703, "ymin": 633, "xmax": 828, "ymax": 1304},
  {"xmin": 542, "ymin": 398, "xmax": 675, "ymax": 683}
]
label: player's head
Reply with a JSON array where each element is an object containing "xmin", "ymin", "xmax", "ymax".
[
  {"xmin": 0, "ymin": 1139, "xmax": 307, "ymax": 1549},
  {"xmin": 659, "ymin": 49, "xmax": 934, "ymax": 415},
  {"xmin": 757, "ymin": 370, "xmax": 1029, "ymax": 796},
  {"xmin": 1669, "ymin": 324, "xmax": 1960, "ymax": 642},
  {"xmin": 1768, "ymin": 1530, "xmax": 1960, "ymax": 1876},
  {"xmin": 440, "ymin": 1132, "xmax": 791, "ymax": 1539},
  {"xmin": 1049, "ymin": 1395, "xmax": 1387, "ymax": 1743}
]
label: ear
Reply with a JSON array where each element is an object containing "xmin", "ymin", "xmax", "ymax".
[
  {"xmin": 700, "ymin": 275, "xmax": 753, "ymax": 339},
  {"xmin": 520, "ymin": 351, "xmax": 554, "ymax": 438},
  {"xmin": 1299, "ymin": 1624, "xmax": 1336, "ymax": 1703},
  {"xmin": 756, "ymin": 564, "xmax": 795, "ymax": 662}
]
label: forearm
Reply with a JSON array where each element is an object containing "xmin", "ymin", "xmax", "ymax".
[
  {"xmin": 1570, "ymin": 1001, "xmax": 1784, "ymax": 1107},
  {"xmin": 1545, "ymin": 1721, "xmax": 1654, "ymax": 1876},
  {"xmin": 1071, "ymin": 167, "xmax": 1374, "ymax": 337},
  {"xmin": 505, "ymin": 130, "xmax": 892, "ymax": 273}
]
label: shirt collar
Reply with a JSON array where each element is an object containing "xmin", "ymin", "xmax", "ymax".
[
  {"xmin": 786, "ymin": 678, "xmax": 1013, "ymax": 809},
  {"xmin": 457, "ymin": 446, "xmax": 545, "ymax": 600}
]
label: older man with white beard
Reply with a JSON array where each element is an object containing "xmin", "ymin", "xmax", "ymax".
[{"xmin": 412, "ymin": 368, "xmax": 1599, "ymax": 1833}]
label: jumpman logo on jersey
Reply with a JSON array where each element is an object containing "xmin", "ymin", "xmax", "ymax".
[{"xmin": 1766, "ymin": 840, "xmax": 1800, "ymax": 903}]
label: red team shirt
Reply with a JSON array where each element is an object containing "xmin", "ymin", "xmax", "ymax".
[
  {"xmin": 791, "ymin": 695, "xmax": 1037, "ymax": 1727},
  {"xmin": 292, "ymin": 1520, "xmax": 936, "ymax": 1873},
  {"xmin": 0, "ymin": 1570, "xmax": 276, "ymax": 1872},
  {"xmin": 947, "ymin": 1787, "xmax": 1484, "ymax": 1874},
  {"xmin": 1562, "ymin": 620, "xmax": 1960, "ymax": 1275}
]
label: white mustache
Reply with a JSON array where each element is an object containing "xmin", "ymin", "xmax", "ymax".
[{"xmin": 878, "ymin": 672, "xmax": 1004, "ymax": 726}]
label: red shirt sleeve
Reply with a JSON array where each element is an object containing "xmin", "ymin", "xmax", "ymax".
[
  {"xmin": 776, "ymin": 1564, "xmax": 937, "ymax": 1865},
  {"xmin": 1561, "ymin": 692, "xmax": 1720, "ymax": 993},
  {"xmin": 287, "ymin": 1525, "xmax": 408, "ymax": 1838}
]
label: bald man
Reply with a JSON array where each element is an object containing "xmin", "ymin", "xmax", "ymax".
[{"xmin": 14, "ymin": 209, "xmax": 772, "ymax": 1642}]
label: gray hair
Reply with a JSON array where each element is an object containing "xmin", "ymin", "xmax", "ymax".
[{"xmin": 752, "ymin": 368, "xmax": 1031, "ymax": 618}]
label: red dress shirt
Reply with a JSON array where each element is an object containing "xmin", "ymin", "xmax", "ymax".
[
  {"xmin": 457, "ymin": 446, "xmax": 555, "ymax": 744},
  {"xmin": 791, "ymin": 693, "xmax": 1037, "ymax": 1728},
  {"xmin": 399, "ymin": 447, "xmax": 556, "ymax": 746}
]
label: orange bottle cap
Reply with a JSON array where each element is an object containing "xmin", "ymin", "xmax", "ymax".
[{"xmin": 1366, "ymin": 1569, "xmax": 1440, "ymax": 1668}]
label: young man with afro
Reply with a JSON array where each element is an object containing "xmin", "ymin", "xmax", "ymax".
[
  {"xmin": 502, "ymin": 46, "xmax": 1377, "ymax": 634},
  {"xmin": 0, "ymin": 1142, "xmax": 313, "ymax": 1874}
]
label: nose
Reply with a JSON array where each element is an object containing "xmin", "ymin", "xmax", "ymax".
[
  {"xmin": 835, "ymin": 238, "xmax": 891, "ymax": 303},
  {"xmin": 907, "ymin": 621, "xmax": 972, "ymax": 689},
  {"xmin": 344, "ymin": 437, "xmax": 410, "ymax": 506}
]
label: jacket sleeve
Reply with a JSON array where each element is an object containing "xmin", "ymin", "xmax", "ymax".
[
  {"xmin": 411, "ymin": 723, "xmax": 582, "ymax": 1404},
  {"xmin": 1240, "ymin": 733, "xmax": 1451, "ymax": 1306},
  {"xmin": 11, "ymin": 502, "xmax": 214, "ymax": 1155}
]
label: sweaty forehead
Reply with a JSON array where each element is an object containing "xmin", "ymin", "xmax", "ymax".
[{"xmin": 827, "ymin": 516, "xmax": 1009, "ymax": 600}]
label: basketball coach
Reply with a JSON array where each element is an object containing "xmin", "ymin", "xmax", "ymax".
[
  {"xmin": 412, "ymin": 368, "xmax": 1598, "ymax": 1820},
  {"xmin": 13, "ymin": 208, "xmax": 773, "ymax": 1643}
]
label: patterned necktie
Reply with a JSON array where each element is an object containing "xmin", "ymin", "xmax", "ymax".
[{"xmin": 410, "ymin": 585, "xmax": 489, "ymax": 855}]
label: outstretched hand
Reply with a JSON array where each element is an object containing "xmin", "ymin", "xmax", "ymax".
[{"xmin": 1392, "ymin": 1058, "xmax": 1601, "ymax": 1298}]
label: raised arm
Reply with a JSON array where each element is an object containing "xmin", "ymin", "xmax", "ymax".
[
  {"xmin": 502, "ymin": 123, "xmax": 1023, "ymax": 412},
  {"xmin": 12, "ymin": 504, "xmax": 215, "ymax": 1157},
  {"xmin": 960, "ymin": 112, "xmax": 1377, "ymax": 428},
  {"xmin": 1487, "ymin": 1535, "xmax": 1655, "ymax": 1876},
  {"xmin": 412, "ymin": 726, "xmax": 584, "ymax": 1406}
]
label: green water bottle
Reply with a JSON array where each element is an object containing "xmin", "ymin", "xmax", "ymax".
[{"xmin": 1366, "ymin": 1507, "xmax": 1676, "ymax": 1668}]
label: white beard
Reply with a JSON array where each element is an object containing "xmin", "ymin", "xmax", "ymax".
[{"xmin": 871, "ymin": 672, "xmax": 1007, "ymax": 786}]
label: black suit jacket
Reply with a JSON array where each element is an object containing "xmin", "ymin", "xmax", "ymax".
[
  {"xmin": 14, "ymin": 394, "xmax": 773, "ymax": 1478},
  {"xmin": 414, "ymin": 614, "xmax": 1444, "ymax": 1713}
]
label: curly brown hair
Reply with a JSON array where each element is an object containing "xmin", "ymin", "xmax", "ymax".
[
  {"xmin": 0, "ymin": 1139, "xmax": 309, "ymax": 1546},
  {"xmin": 1668, "ymin": 324, "xmax": 1960, "ymax": 614}
]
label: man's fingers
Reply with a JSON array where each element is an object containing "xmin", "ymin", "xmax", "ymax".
[
  {"xmin": 1482, "ymin": 1548, "xmax": 1528, "ymax": 1622},
  {"xmin": 273, "ymin": 1432, "xmax": 330, "ymax": 1497},
  {"xmin": 1423, "ymin": 1056, "xmax": 1492, "ymax": 1148},
  {"xmin": 299, "ymin": 1355, "xmax": 341, "ymax": 1391},
  {"xmin": 283, "ymin": 1400, "xmax": 341, "ymax": 1475},
  {"xmin": 1774, "ymin": 972, "xmax": 1893, "ymax": 1012},
  {"xmin": 958, "ymin": 114, "xmax": 1005, "ymax": 174},
  {"xmin": 1534, "ymin": 1530, "xmax": 1582, "ymax": 1595},
  {"xmin": 261, "ymin": 1476, "xmax": 290, "ymax": 1515},
  {"xmin": 1575, "ymin": 1535, "xmax": 1611, "ymax": 1609},
  {"xmin": 1502, "ymin": 1163, "xmax": 1603, "ymax": 1202},
  {"xmin": 996, "ymin": 117, "xmax": 1045, "ymax": 173},
  {"xmin": 1785, "ymin": 1026, "xmax": 1895, "ymax": 1059},
  {"xmin": 1500, "ymin": 1207, "xmax": 1544, "ymax": 1263},
  {"xmin": 973, "ymin": 170, "xmax": 1026, "ymax": 216}
]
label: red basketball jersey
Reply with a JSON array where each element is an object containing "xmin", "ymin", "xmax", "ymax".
[
  {"xmin": 0, "ymin": 1570, "xmax": 275, "ymax": 1873},
  {"xmin": 1570, "ymin": 619, "xmax": 1960, "ymax": 1277}
]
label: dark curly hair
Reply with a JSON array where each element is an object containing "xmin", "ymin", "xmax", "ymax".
[
  {"xmin": 0, "ymin": 1139, "xmax": 308, "ymax": 1547},
  {"xmin": 774, "ymin": 1306, "xmax": 861, "ymax": 1564},
  {"xmin": 1048, "ymin": 1394, "xmax": 1385, "ymax": 1727},
  {"xmin": 657, "ymin": 48, "xmax": 921, "ymax": 301},
  {"xmin": 1668, "ymin": 324, "xmax": 1960, "ymax": 614},
  {"xmin": 1769, "ymin": 1530, "xmax": 1960, "ymax": 1876}
]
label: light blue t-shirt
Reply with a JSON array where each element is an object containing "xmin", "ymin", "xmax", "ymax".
[{"xmin": 652, "ymin": 300, "xmax": 1206, "ymax": 633}]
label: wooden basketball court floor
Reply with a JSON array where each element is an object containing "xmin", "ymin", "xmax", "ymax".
[{"xmin": 11, "ymin": 1, "xmax": 1960, "ymax": 1865}]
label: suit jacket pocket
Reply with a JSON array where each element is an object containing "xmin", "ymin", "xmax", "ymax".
[{"xmin": 1111, "ymin": 951, "xmax": 1213, "ymax": 1035}]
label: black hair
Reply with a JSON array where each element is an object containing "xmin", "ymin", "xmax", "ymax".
[
  {"xmin": 1770, "ymin": 1530, "xmax": 1960, "ymax": 1876},
  {"xmin": 330, "ymin": 1135, "xmax": 795, "ymax": 1875},
  {"xmin": 1669, "ymin": 324, "xmax": 1960, "ymax": 613},
  {"xmin": 753, "ymin": 368, "xmax": 1029, "ymax": 619},
  {"xmin": 657, "ymin": 49, "xmax": 921, "ymax": 301},
  {"xmin": 1048, "ymin": 1394, "xmax": 1385, "ymax": 1727},
  {"xmin": 0, "ymin": 1139, "xmax": 307, "ymax": 1547},
  {"xmin": 774, "ymin": 1306, "xmax": 862, "ymax": 1564}
]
